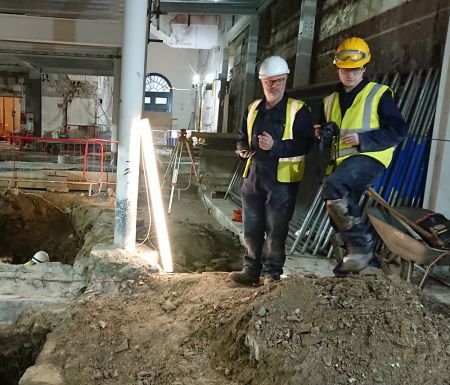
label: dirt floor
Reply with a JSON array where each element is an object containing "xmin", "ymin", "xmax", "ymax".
[
  {"xmin": 1, "ymin": 188, "xmax": 450, "ymax": 385},
  {"xmin": 45, "ymin": 273, "xmax": 449, "ymax": 385}
]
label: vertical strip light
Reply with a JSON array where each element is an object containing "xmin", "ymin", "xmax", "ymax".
[{"xmin": 139, "ymin": 118, "xmax": 173, "ymax": 272}]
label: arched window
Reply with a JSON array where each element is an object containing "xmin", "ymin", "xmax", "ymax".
[{"xmin": 144, "ymin": 73, "xmax": 172, "ymax": 112}]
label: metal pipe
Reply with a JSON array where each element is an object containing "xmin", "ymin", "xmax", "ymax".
[
  {"xmin": 326, "ymin": 245, "xmax": 334, "ymax": 259},
  {"xmin": 289, "ymin": 185, "xmax": 323, "ymax": 254},
  {"xmin": 312, "ymin": 217, "xmax": 330, "ymax": 255},
  {"xmin": 392, "ymin": 69, "xmax": 436, "ymax": 206},
  {"xmin": 410, "ymin": 75, "xmax": 440, "ymax": 207},
  {"xmin": 301, "ymin": 203, "xmax": 326, "ymax": 254},
  {"xmin": 401, "ymin": 70, "xmax": 423, "ymax": 123},
  {"xmin": 399, "ymin": 71, "xmax": 440, "ymax": 206},
  {"xmin": 397, "ymin": 72, "xmax": 413, "ymax": 109},
  {"xmin": 390, "ymin": 72, "xmax": 401, "ymax": 92},
  {"xmin": 377, "ymin": 71, "xmax": 419, "ymax": 199},
  {"xmin": 388, "ymin": 69, "xmax": 433, "ymax": 204},
  {"xmin": 320, "ymin": 226, "xmax": 334, "ymax": 253},
  {"xmin": 111, "ymin": 57, "xmax": 121, "ymax": 156},
  {"xmin": 224, "ymin": 160, "xmax": 243, "ymax": 200}
]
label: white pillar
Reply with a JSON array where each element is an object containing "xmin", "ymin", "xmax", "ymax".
[
  {"xmin": 114, "ymin": 0, "xmax": 148, "ymax": 250},
  {"xmin": 111, "ymin": 56, "xmax": 121, "ymax": 155},
  {"xmin": 423, "ymin": 15, "xmax": 450, "ymax": 215}
]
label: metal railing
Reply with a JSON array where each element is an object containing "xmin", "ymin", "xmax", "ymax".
[{"xmin": 0, "ymin": 135, "xmax": 118, "ymax": 195}]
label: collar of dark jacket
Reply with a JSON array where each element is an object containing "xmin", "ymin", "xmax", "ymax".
[
  {"xmin": 337, "ymin": 77, "xmax": 369, "ymax": 96},
  {"xmin": 258, "ymin": 94, "xmax": 288, "ymax": 112}
]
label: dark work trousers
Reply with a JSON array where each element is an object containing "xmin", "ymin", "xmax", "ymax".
[
  {"xmin": 321, "ymin": 155, "xmax": 385, "ymax": 252},
  {"xmin": 241, "ymin": 176, "xmax": 299, "ymax": 278}
]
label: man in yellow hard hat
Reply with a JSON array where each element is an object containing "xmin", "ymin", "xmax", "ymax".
[
  {"xmin": 316, "ymin": 37, "xmax": 408, "ymax": 275},
  {"xmin": 229, "ymin": 55, "xmax": 315, "ymax": 285}
]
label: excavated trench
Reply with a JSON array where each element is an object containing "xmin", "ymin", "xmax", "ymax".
[
  {"xmin": 0, "ymin": 319, "xmax": 50, "ymax": 385},
  {"xmin": 0, "ymin": 188, "xmax": 245, "ymax": 384},
  {"xmin": 1, "ymin": 189, "xmax": 449, "ymax": 385},
  {"xmin": 0, "ymin": 189, "xmax": 113, "ymax": 385},
  {"xmin": 0, "ymin": 189, "xmax": 82, "ymax": 265}
]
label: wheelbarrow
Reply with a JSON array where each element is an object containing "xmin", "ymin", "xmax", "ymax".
[{"xmin": 365, "ymin": 188, "xmax": 450, "ymax": 289}]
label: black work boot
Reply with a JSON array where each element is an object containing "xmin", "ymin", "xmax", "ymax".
[{"xmin": 229, "ymin": 269, "xmax": 260, "ymax": 286}]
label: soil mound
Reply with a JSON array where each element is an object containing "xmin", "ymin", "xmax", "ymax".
[
  {"xmin": 211, "ymin": 275, "xmax": 450, "ymax": 385},
  {"xmin": 34, "ymin": 273, "xmax": 449, "ymax": 385}
]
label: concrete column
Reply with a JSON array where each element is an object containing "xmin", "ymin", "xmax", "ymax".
[
  {"xmin": 114, "ymin": 0, "xmax": 148, "ymax": 251},
  {"xmin": 423, "ymin": 15, "xmax": 450, "ymax": 214},
  {"xmin": 217, "ymin": 17, "xmax": 231, "ymax": 133},
  {"xmin": 111, "ymin": 56, "xmax": 121, "ymax": 154},
  {"xmin": 26, "ymin": 72, "xmax": 42, "ymax": 137},
  {"xmin": 241, "ymin": 16, "xmax": 258, "ymax": 122},
  {"xmin": 293, "ymin": 0, "xmax": 316, "ymax": 88}
]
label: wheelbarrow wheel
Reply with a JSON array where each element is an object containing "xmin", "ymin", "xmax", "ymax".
[{"xmin": 379, "ymin": 248, "xmax": 410, "ymax": 280}]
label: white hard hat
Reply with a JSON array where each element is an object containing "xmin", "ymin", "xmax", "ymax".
[
  {"xmin": 258, "ymin": 56, "xmax": 290, "ymax": 78},
  {"xmin": 32, "ymin": 251, "xmax": 50, "ymax": 264}
]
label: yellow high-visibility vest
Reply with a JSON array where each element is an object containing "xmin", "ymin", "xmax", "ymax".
[
  {"xmin": 323, "ymin": 82, "xmax": 395, "ymax": 168},
  {"xmin": 243, "ymin": 98, "xmax": 306, "ymax": 183}
]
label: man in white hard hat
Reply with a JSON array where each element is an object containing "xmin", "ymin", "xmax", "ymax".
[{"xmin": 230, "ymin": 55, "xmax": 315, "ymax": 286}]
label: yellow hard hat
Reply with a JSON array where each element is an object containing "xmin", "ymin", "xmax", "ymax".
[{"xmin": 334, "ymin": 37, "xmax": 371, "ymax": 68}]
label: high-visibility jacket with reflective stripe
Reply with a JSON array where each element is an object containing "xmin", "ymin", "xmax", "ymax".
[
  {"xmin": 323, "ymin": 82, "xmax": 395, "ymax": 168},
  {"xmin": 243, "ymin": 98, "xmax": 306, "ymax": 183}
]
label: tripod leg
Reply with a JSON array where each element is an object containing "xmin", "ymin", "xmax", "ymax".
[
  {"xmin": 185, "ymin": 140, "xmax": 210, "ymax": 210},
  {"xmin": 161, "ymin": 141, "xmax": 179, "ymax": 188},
  {"xmin": 168, "ymin": 142, "xmax": 182, "ymax": 214},
  {"xmin": 185, "ymin": 140, "xmax": 201, "ymax": 183},
  {"xmin": 181, "ymin": 140, "xmax": 193, "ymax": 191}
]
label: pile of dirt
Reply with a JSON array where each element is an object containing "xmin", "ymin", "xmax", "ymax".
[
  {"xmin": 209, "ymin": 276, "xmax": 450, "ymax": 385},
  {"xmin": 37, "ymin": 273, "xmax": 449, "ymax": 385}
]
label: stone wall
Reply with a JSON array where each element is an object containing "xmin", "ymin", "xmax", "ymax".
[
  {"xmin": 228, "ymin": 32, "xmax": 249, "ymax": 132},
  {"xmin": 0, "ymin": 73, "xmax": 24, "ymax": 96},
  {"xmin": 312, "ymin": 0, "xmax": 449, "ymax": 83},
  {"xmin": 257, "ymin": 0, "xmax": 301, "ymax": 90},
  {"xmin": 230, "ymin": 0, "xmax": 449, "ymax": 90}
]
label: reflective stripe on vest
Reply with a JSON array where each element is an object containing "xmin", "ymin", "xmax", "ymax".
[
  {"xmin": 323, "ymin": 82, "xmax": 395, "ymax": 168},
  {"xmin": 243, "ymin": 98, "xmax": 306, "ymax": 183}
]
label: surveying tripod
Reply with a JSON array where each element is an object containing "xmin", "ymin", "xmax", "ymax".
[{"xmin": 161, "ymin": 129, "xmax": 204, "ymax": 214}]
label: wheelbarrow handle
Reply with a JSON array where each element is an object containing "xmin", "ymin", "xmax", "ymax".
[{"xmin": 366, "ymin": 188, "xmax": 444, "ymax": 248}]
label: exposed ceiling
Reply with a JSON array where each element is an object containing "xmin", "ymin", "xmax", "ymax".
[
  {"xmin": 0, "ymin": 0, "xmax": 124, "ymax": 20},
  {"xmin": 0, "ymin": 0, "xmax": 267, "ymax": 76},
  {"xmin": 159, "ymin": 0, "xmax": 263, "ymax": 15},
  {"xmin": 0, "ymin": 39, "xmax": 120, "ymax": 77},
  {"xmin": 0, "ymin": 0, "xmax": 265, "ymax": 19}
]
